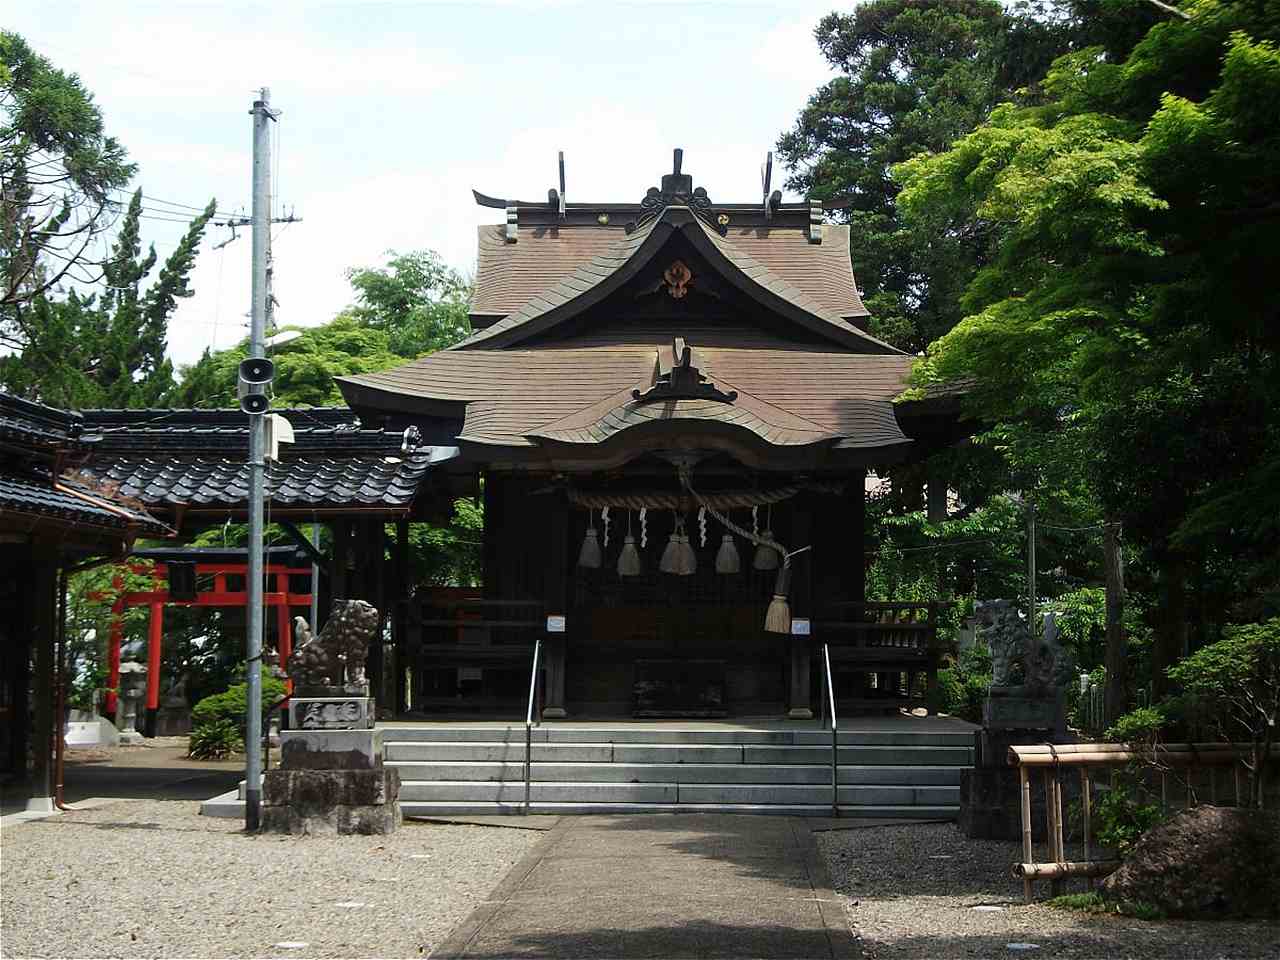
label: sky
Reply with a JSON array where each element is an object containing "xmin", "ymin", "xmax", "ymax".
[{"xmin": 10, "ymin": 1, "xmax": 840, "ymax": 368}]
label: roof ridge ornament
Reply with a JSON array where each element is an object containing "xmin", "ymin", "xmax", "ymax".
[
  {"xmin": 631, "ymin": 337, "xmax": 738, "ymax": 405},
  {"xmin": 627, "ymin": 148, "xmax": 727, "ymax": 236}
]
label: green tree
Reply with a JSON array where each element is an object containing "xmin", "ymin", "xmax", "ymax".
[
  {"xmin": 345, "ymin": 249, "xmax": 470, "ymax": 357},
  {"xmin": 1, "ymin": 33, "xmax": 134, "ymax": 336},
  {"xmin": 0, "ymin": 190, "xmax": 215, "ymax": 407},
  {"xmin": 896, "ymin": 0, "xmax": 1280, "ymax": 695},
  {"xmin": 777, "ymin": 0, "xmax": 1075, "ymax": 350}
]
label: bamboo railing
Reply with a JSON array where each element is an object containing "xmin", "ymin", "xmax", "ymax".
[{"xmin": 1008, "ymin": 742, "xmax": 1276, "ymax": 903}]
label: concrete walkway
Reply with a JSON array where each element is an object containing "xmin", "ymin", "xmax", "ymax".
[{"xmin": 433, "ymin": 814, "xmax": 856, "ymax": 959}]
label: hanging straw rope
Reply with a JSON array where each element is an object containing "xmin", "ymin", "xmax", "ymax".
[
  {"xmin": 566, "ymin": 482, "xmax": 841, "ymax": 512},
  {"xmin": 676, "ymin": 465, "xmax": 812, "ymax": 632}
]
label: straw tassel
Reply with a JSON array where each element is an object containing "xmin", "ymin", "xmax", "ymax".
[
  {"xmin": 659, "ymin": 512, "xmax": 681, "ymax": 574},
  {"xmin": 753, "ymin": 504, "xmax": 780, "ymax": 570},
  {"xmin": 577, "ymin": 509, "xmax": 602, "ymax": 569},
  {"xmin": 617, "ymin": 511, "xmax": 642, "ymax": 577},
  {"xmin": 678, "ymin": 530, "xmax": 697, "ymax": 575},
  {"xmin": 715, "ymin": 533, "xmax": 740, "ymax": 574},
  {"xmin": 764, "ymin": 564, "xmax": 792, "ymax": 633}
]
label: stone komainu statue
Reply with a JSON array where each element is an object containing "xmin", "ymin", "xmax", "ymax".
[
  {"xmin": 288, "ymin": 599, "xmax": 380, "ymax": 690},
  {"xmin": 975, "ymin": 598, "xmax": 1073, "ymax": 694}
]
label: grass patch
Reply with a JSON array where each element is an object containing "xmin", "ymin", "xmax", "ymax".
[{"xmin": 1048, "ymin": 892, "xmax": 1165, "ymax": 921}]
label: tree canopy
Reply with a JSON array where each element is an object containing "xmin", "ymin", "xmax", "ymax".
[
  {"xmin": 0, "ymin": 190, "xmax": 215, "ymax": 407},
  {"xmin": 895, "ymin": 0, "xmax": 1280, "ymax": 688},
  {"xmin": 776, "ymin": 0, "xmax": 1079, "ymax": 350},
  {"xmin": 1, "ymin": 32, "xmax": 134, "ymax": 337}
]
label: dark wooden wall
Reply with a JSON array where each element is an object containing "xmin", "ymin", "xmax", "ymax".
[{"xmin": 478, "ymin": 472, "xmax": 869, "ymax": 718}]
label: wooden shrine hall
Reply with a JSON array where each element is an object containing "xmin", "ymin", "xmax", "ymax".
[{"xmin": 334, "ymin": 150, "xmax": 967, "ymax": 721}]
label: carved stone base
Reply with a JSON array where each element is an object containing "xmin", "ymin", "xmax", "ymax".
[{"xmin": 287, "ymin": 696, "xmax": 376, "ymax": 730}]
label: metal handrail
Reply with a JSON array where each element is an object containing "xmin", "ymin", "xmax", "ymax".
[
  {"xmin": 822, "ymin": 642, "xmax": 838, "ymax": 818},
  {"xmin": 523, "ymin": 636, "xmax": 542, "ymax": 815}
]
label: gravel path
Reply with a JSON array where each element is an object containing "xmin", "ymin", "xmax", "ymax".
[
  {"xmin": 817, "ymin": 822, "xmax": 1280, "ymax": 959},
  {"xmin": 1, "ymin": 799, "xmax": 540, "ymax": 959}
]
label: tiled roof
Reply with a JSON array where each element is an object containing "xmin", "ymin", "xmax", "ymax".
[
  {"xmin": 0, "ymin": 393, "xmax": 87, "ymax": 450},
  {"xmin": 85, "ymin": 453, "xmax": 434, "ymax": 511},
  {"xmin": 454, "ymin": 209, "xmax": 893, "ymax": 353},
  {"xmin": 344, "ymin": 328, "xmax": 916, "ymax": 451},
  {"xmin": 471, "ymin": 221, "xmax": 868, "ymax": 322},
  {"xmin": 0, "ymin": 469, "xmax": 170, "ymax": 534}
]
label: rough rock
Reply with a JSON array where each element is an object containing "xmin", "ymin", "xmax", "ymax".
[{"xmin": 1102, "ymin": 804, "xmax": 1280, "ymax": 919}]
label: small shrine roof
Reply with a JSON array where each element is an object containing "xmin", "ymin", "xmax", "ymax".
[{"xmin": 0, "ymin": 470, "xmax": 171, "ymax": 535}]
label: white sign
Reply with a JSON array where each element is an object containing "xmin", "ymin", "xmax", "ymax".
[
  {"xmin": 546, "ymin": 615, "xmax": 566, "ymax": 633},
  {"xmin": 790, "ymin": 618, "xmax": 811, "ymax": 636}
]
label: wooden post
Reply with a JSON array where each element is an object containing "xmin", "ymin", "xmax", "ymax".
[
  {"xmin": 788, "ymin": 636, "xmax": 813, "ymax": 719},
  {"xmin": 276, "ymin": 601, "xmax": 292, "ymax": 695},
  {"xmin": 1052, "ymin": 769, "xmax": 1065, "ymax": 896},
  {"xmin": 1020, "ymin": 765, "xmax": 1033, "ymax": 903},
  {"xmin": 330, "ymin": 519, "xmax": 350, "ymax": 615},
  {"xmin": 542, "ymin": 492, "xmax": 568, "ymax": 718},
  {"xmin": 1082, "ymin": 767, "xmax": 1093, "ymax": 891},
  {"xmin": 105, "ymin": 575, "xmax": 124, "ymax": 718},
  {"xmin": 144, "ymin": 599, "xmax": 163, "ymax": 736},
  {"xmin": 394, "ymin": 518, "xmax": 410, "ymax": 715},
  {"xmin": 30, "ymin": 545, "xmax": 58, "ymax": 804},
  {"xmin": 1102, "ymin": 521, "xmax": 1127, "ymax": 726}
]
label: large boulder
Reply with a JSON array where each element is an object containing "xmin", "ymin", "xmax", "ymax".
[{"xmin": 1102, "ymin": 804, "xmax": 1280, "ymax": 919}]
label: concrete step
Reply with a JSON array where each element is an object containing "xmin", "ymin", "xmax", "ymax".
[
  {"xmin": 399, "ymin": 800, "xmax": 959, "ymax": 819},
  {"xmin": 384, "ymin": 741, "xmax": 973, "ymax": 766},
  {"xmin": 380, "ymin": 725, "xmax": 975, "ymax": 747},
  {"xmin": 386, "ymin": 760, "xmax": 963, "ymax": 786},
  {"xmin": 398, "ymin": 780, "xmax": 960, "ymax": 806}
]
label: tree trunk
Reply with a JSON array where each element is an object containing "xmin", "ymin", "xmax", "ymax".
[
  {"xmin": 1102, "ymin": 521, "xmax": 1127, "ymax": 726},
  {"xmin": 1152, "ymin": 551, "xmax": 1188, "ymax": 703}
]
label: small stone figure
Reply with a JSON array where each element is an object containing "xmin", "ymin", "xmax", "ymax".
[{"xmin": 287, "ymin": 599, "xmax": 380, "ymax": 693}]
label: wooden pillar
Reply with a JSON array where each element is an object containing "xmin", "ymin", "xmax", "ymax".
[
  {"xmin": 329, "ymin": 519, "xmax": 350, "ymax": 615},
  {"xmin": 6, "ymin": 550, "xmax": 32, "ymax": 778},
  {"xmin": 542, "ymin": 492, "xmax": 568, "ymax": 718},
  {"xmin": 144, "ymin": 599, "xmax": 163, "ymax": 736},
  {"xmin": 105, "ymin": 574, "xmax": 124, "ymax": 718},
  {"xmin": 29, "ymin": 544, "xmax": 58, "ymax": 805},
  {"xmin": 789, "ymin": 495, "xmax": 813, "ymax": 720},
  {"xmin": 482, "ymin": 472, "xmax": 501, "ymax": 598},
  {"xmin": 394, "ymin": 518, "xmax": 410, "ymax": 715},
  {"xmin": 846, "ymin": 477, "xmax": 867, "ymax": 604},
  {"xmin": 361, "ymin": 519, "xmax": 386, "ymax": 712},
  {"xmin": 276, "ymin": 601, "xmax": 293, "ymax": 695}
]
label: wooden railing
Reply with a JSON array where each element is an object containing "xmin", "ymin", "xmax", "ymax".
[{"xmin": 813, "ymin": 602, "xmax": 947, "ymax": 711}]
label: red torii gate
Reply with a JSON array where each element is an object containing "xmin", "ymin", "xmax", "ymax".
[{"xmin": 101, "ymin": 558, "xmax": 313, "ymax": 723}]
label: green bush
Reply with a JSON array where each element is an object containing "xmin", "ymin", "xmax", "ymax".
[
  {"xmin": 1104, "ymin": 706, "xmax": 1168, "ymax": 744},
  {"xmin": 928, "ymin": 643, "xmax": 992, "ymax": 722},
  {"xmin": 187, "ymin": 719, "xmax": 242, "ymax": 760},
  {"xmin": 1095, "ymin": 782, "xmax": 1165, "ymax": 857},
  {"xmin": 190, "ymin": 671, "xmax": 286, "ymax": 738}
]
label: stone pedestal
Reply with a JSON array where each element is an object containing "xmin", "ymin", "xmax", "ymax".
[{"xmin": 261, "ymin": 707, "xmax": 400, "ymax": 835}]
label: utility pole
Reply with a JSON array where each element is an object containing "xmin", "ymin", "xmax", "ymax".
[
  {"xmin": 1026, "ymin": 499, "xmax": 1037, "ymax": 637},
  {"xmin": 243, "ymin": 87, "xmax": 277, "ymax": 831}
]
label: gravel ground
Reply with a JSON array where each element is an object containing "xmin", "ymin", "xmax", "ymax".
[
  {"xmin": 818, "ymin": 822, "xmax": 1280, "ymax": 959},
  {"xmin": 1, "ymin": 799, "xmax": 540, "ymax": 959}
]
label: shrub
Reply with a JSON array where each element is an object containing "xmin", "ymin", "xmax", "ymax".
[
  {"xmin": 928, "ymin": 643, "xmax": 992, "ymax": 722},
  {"xmin": 1096, "ymin": 782, "xmax": 1165, "ymax": 857},
  {"xmin": 190, "ymin": 670, "xmax": 286, "ymax": 738},
  {"xmin": 187, "ymin": 719, "xmax": 242, "ymax": 760},
  {"xmin": 1049, "ymin": 892, "xmax": 1164, "ymax": 921},
  {"xmin": 1166, "ymin": 618, "xmax": 1280, "ymax": 809},
  {"xmin": 1104, "ymin": 705, "xmax": 1168, "ymax": 745}
]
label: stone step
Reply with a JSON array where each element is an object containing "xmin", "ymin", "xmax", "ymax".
[
  {"xmin": 385, "ymin": 760, "xmax": 963, "ymax": 786},
  {"xmin": 379, "ymin": 725, "xmax": 975, "ymax": 747},
  {"xmin": 399, "ymin": 800, "xmax": 959, "ymax": 819},
  {"xmin": 383, "ymin": 741, "xmax": 973, "ymax": 766},
  {"xmin": 398, "ymin": 780, "xmax": 960, "ymax": 806}
]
